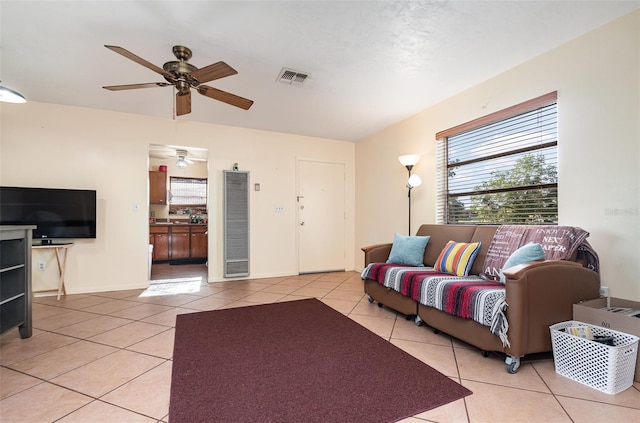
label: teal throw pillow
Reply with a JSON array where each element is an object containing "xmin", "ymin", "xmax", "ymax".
[
  {"xmin": 499, "ymin": 242, "xmax": 546, "ymax": 283},
  {"xmin": 386, "ymin": 233, "xmax": 431, "ymax": 267}
]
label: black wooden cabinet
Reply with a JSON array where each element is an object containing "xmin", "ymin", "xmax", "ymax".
[{"xmin": 0, "ymin": 225, "xmax": 35, "ymax": 338}]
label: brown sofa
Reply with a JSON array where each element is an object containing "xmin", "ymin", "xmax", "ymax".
[{"xmin": 361, "ymin": 224, "xmax": 600, "ymax": 373}]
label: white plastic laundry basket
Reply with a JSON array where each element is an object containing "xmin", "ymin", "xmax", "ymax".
[{"xmin": 550, "ymin": 320, "xmax": 638, "ymax": 394}]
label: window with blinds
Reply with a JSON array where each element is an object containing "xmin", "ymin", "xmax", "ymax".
[
  {"xmin": 169, "ymin": 177, "xmax": 207, "ymax": 205},
  {"xmin": 436, "ymin": 92, "xmax": 558, "ymax": 225}
]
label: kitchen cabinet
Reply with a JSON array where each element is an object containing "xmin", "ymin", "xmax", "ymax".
[
  {"xmin": 150, "ymin": 226, "xmax": 169, "ymax": 261},
  {"xmin": 170, "ymin": 226, "xmax": 190, "ymax": 259},
  {"xmin": 154, "ymin": 234, "xmax": 169, "ymax": 261},
  {"xmin": 149, "ymin": 171, "xmax": 167, "ymax": 205},
  {"xmin": 0, "ymin": 225, "xmax": 35, "ymax": 338},
  {"xmin": 150, "ymin": 224, "xmax": 208, "ymax": 263},
  {"xmin": 190, "ymin": 225, "xmax": 208, "ymax": 259}
]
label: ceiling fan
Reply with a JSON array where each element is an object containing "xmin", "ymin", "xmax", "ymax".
[
  {"xmin": 150, "ymin": 147, "xmax": 206, "ymax": 168},
  {"xmin": 175, "ymin": 150, "xmax": 194, "ymax": 168},
  {"xmin": 103, "ymin": 45, "xmax": 254, "ymax": 116}
]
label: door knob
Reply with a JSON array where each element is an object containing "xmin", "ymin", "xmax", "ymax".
[{"xmin": 300, "ymin": 221, "xmax": 305, "ymax": 226}]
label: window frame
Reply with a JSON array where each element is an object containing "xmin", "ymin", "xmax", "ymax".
[
  {"xmin": 435, "ymin": 91, "xmax": 558, "ymax": 225},
  {"xmin": 169, "ymin": 176, "xmax": 208, "ymax": 207}
]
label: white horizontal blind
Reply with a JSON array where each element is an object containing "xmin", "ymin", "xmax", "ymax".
[
  {"xmin": 170, "ymin": 177, "xmax": 207, "ymax": 205},
  {"xmin": 442, "ymin": 100, "xmax": 558, "ymax": 225}
]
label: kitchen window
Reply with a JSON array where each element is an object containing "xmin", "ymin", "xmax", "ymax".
[
  {"xmin": 436, "ymin": 92, "xmax": 558, "ymax": 225},
  {"xmin": 169, "ymin": 177, "xmax": 207, "ymax": 206}
]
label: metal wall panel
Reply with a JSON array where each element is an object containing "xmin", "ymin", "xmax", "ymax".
[{"xmin": 223, "ymin": 171, "xmax": 249, "ymax": 277}]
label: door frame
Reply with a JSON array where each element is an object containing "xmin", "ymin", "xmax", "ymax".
[{"xmin": 148, "ymin": 144, "xmax": 210, "ymax": 281}]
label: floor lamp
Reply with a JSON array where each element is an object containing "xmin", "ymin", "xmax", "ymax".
[{"xmin": 398, "ymin": 155, "xmax": 422, "ymax": 235}]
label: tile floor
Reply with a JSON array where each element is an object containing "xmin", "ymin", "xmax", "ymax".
[{"xmin": 1, "ymin": 267, "xmax": 639, "ymax": 422}]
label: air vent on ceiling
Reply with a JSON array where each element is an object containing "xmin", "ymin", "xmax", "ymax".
[{"xmin": 277, "ymin": 68, "xmax": 310, "ymax": 86}]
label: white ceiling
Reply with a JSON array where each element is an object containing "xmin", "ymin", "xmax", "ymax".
[{"xmin": 2, "ymin": 1, "xmax": 639, "ymax": 142}]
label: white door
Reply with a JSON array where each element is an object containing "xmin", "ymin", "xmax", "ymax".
[{"xmin": 298, "ymin": 160, "xmax": 345, "ymax": 273}]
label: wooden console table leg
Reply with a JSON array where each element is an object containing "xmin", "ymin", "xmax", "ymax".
[
  {"xmin": 55, "ymin": 247, "xmax": 68, "ymax": 300},
  {"xmin": 32, "ymin": 243, "xmax": 73, "ymax": 301}
]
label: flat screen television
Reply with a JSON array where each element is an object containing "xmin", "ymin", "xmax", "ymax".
[{"xmin": 0, "ymin": 186, "xmax": 97, "ymax": 242}]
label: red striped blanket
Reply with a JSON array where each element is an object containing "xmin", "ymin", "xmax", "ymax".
[
  {"xmin": 362, "ymin": 263, "xmax": 510, "ymax": 347},
  {"xmin": 360, "ymin": 263, "xmax": 429, "ymax": 297}
]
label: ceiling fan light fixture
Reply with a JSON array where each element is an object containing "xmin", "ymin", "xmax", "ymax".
[
  {"xmin": 0, "ymin": 85, "xmax": 26, "ymax": 103},
  {"xmin": 175, "ymin": 80, "xmax": 190, "ymax": 94},
  {"xmin": 176, "ymin": 157, "xmax": 188, "ymax": 168}
]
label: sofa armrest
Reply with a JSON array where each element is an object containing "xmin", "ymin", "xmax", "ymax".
[
  {"xmin": 503, "ymin": 260, "xmax": 600, "ymax": 356},
  {"xmin": 361, "ymin": 243, "xmax": 392, "ymax": 266},
  {"xmin": 502, "ymin": 260, "xmax": 582, "ymax": 279}
]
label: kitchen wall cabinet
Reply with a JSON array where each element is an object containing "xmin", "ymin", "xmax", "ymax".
[{"xmin": 149, "ymin": 171, "xmax": 167, "ymax": 205}]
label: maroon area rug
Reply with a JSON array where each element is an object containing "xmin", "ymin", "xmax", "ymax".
[{"xmin": 170, "ymin": 298, "xmax": 472, "ymax": 423}]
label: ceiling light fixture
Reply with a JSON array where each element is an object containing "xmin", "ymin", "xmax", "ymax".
[
  {"xmin": 0, "ymin": 84, "xmax": 26, "ymax": 103},
  {"xmin": 176, "ymin": 157, "xmax": 188, "ymax": 168}
]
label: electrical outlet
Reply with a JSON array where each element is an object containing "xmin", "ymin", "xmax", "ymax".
[
  {"xmin": 600, "ymin": 286, "xmax": 610, "ymax": 297},
  {"xmin": 38, "ymin": 261, "xmax": 46, "ymax": 271}
]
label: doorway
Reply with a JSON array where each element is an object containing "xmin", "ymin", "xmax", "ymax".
[
  {"xmin": 297, "ymin": 160, "xmax": 346, "ymax": 273},
  {"xmin": 148, "ymin": 144, "xmax": 209, "ymax": 281}
]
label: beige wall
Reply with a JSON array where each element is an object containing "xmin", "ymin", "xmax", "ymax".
[
  {"xmin": 0, "ymin": 103, "xmax": 355, "ymax": 293},
  {"xmin": 2, "ymin": 10, "xmax": 638, "ymax": 301},
  {"xmin": 356, "ymin": 10, "xmax": 640, "ymax": 301}
]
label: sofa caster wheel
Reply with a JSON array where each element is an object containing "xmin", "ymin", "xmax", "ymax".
[
  {"xmin": 505, "ymin": 356, "xmax": 521, "ymax": 374},
  {"xmin": 415, "ymin": 316, "xmax": 423, "ymax": 326},
  {"xmin": 482, "ymin": 351, "xmax": 490, "ymax": 358},
  {"xmin": 367, "ymin": 295, "xmax": 374, "ymax": 304},
  {"xmin": 433, "ymin": 329, "xmax": 440, "ymax": 335},
  {"xmin": 377, "ymin": 303, "xmax": 383, "ymax": 308},
  {"xmin": 405, "ymin": 315, "xmax": 412, "ymax": 321}
]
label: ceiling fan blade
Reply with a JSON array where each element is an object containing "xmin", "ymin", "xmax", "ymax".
[
  {"xmin": 105, "ymin": 45, "xmax": 170, "ymax": 77},
  {"xmin": 184, "ymin": 158, "xmax": 195, "ymax": 164},
  {"xmin": 103, "ymin": 82, "xmax": 171, "ymax": 91},
  {"xmin": 190, "ymin": 61, "xmax": 237, "ymax": 84},
  {"xmin": 176, "ymin": 91, "xmax": 191, "ymax": 116},
  {"xmin": 150, "ymin": 153, "xmax": 173, "ymax": 159},
  {"xmin": 197, "ymin": 85, "xmax": 254, "ymax": 110}
]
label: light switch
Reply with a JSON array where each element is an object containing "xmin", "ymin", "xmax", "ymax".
[{"xmin": 255, "ymin": 183, "xmax": 261, "ymax": 191}]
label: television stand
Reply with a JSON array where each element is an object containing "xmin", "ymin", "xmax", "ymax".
[
  {"xmin": 33, "ymin": 241, "xmax": 73, "ymax": 247},
  {"xmin": 32, "ymin": 243, "xmax": 73, "ymax": 300}
]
